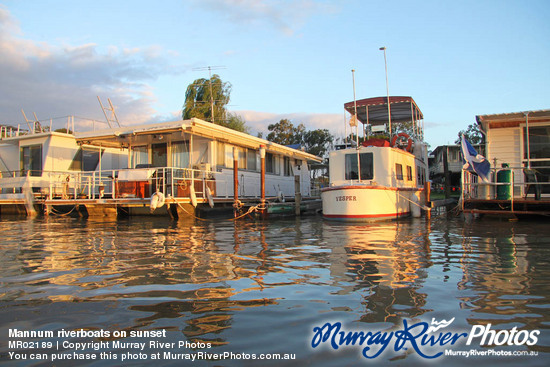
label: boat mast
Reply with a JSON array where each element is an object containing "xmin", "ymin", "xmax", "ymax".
[
  {"xmin": 352, "ymin": 69, "xmax": 359, "ymax": 147},
  {"xmin": 352, "ymin": 69, "xmax": 361, "ymax": 182},
  {"xmin": 380, "ymin": 47, "xmax": 392, "ymax": 138}
]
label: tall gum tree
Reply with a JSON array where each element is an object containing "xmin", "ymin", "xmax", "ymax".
[{"xmin": 182, "ymin": 74, "xmax": 231, "ymax": 124}]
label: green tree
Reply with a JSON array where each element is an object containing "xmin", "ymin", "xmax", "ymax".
[
  {"xmin": 182, "ymin": 74, "xmax": 231, "ymax": 124},
  {"xmin": 266, "ymin": 119, "xmax": 305, "ymax": 145},
  {"xmin": 455, "ymin": 123, "xmax": 484, "ymax": 144},
  {"xmin": 266, "ymin": 119, "xmax": 334, "ymax": 157},
  {"xmin": 218, "ymin": 112, "xmax": 249, "ymax": 133},
  {"xmin": 303, "ymin": 129, "xmax": 333, "ymax": 157},
  {"xmin": 54, "ymin": 128, "xmax": 73, "ymax": 134}
]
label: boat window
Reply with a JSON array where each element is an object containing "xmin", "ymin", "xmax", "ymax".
[
  {"xmin": 69, "ymin": 147, "xmax": 103, "ymax": 171},
  {"xmin": 238, "ymin": 147, "xmax": 247, "ymax": 169},
  {"xmin": 395, "ymin": 164, "xmax": 404, "ymax": 180},
  {"xmin": 284, "ymin": 157, "xmax": 293, "ymax": 176},
  {"xmin": 523, "ymin": 126, "xmax": 550, "ymax": 159},
  {"xmin": 224, "ymin": 145, "xmax": 233, "ymax": 168},
  {"xmin": 132, "ymin": 146, "xmax": 148, "ymax": 168},
  {"xmin": 217, "ymin": 142, "xmax": 225, "ymax": 166},
  {"xmin": 407, "ymin": 165, "xmax": 413, "ymax": 181},
  {"xmin": 453, "ymin": 148, "xmax": 461, "ymax": 162},
  {"xmin": 223, "ymin": 145, "xmax": 248, "ymax": 169},
  {"xmin": 20, "ymin": 144, "xmax": 42, "ymax": 176},
  {"xmin": 172, "ymin": 141, "xmax": 190, "ymax": 168},
  {"xmin": 152, "ymin": 143, "xmax": 167, "ymax": 167},
  {"xmin": 345, "ymin": 153, "xmax": 373, "ymax": 180},
  {"xmin": 247, "ymin": 149, "xmax": 257, "ymax": 171},
  {"xmin": 522, "ymin": 125, "xmax": 550, "ymax": 194},
  {"xmin": 266, "ymin": 153, "xmax": 280, "ymax": 175}
]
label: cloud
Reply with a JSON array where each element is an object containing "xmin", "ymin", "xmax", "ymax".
[
  {"xmin": 194, "ymin": 0, "xmax": 335, "ymax": 36},
  {"xmin": 0, "ymin": 6, "xmax": 182, "ymax": 130}
]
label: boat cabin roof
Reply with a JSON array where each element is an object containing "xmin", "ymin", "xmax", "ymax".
[
  {"xmin": 344, "ymin": 96, "xmax": 423, "ymax": 126},
  {"xmin": 75, "ymin": 117, "xmax": 323, "ymax": 162},
  {"xmin": 476, "ymin": 109, "xmax": 550, "ymax": 131}
]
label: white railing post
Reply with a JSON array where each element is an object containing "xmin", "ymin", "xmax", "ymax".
[
  {"xmin": 112, "ymin": 170, "xmax": 116, "ymax": 199},
  {"xmin": 163, "ymin": 167, "xmax": 166, "ymax": 194}
]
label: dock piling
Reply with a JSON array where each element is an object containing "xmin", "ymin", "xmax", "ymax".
[
  {"xmin": 233, "ymin": 147, "xmax": 239, "ymax": 217},
  {"xmin": 260, "ymin": 145, "xmax": 267, "ymax": 218}
]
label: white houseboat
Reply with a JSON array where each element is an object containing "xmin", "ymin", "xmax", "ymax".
[
  {"xmin": 0, "ymin": 117, "xmax": 126, "ymax": 215},
  {"xmin": 322, "ymin": 96, "xmax": 429, "ymax": 221},
  {"xmin": 1, "ymin": 116, "xmax": 322, "ymax": 218}
]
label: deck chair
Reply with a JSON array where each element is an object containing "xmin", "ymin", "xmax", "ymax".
[{"xmin": 524, "ymin": 169, "xmax": 541, "ymax": 200}]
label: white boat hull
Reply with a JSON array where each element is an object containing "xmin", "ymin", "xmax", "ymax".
[{"xmin": 322, "ymin": 185, "xmax": 423, "ymax": 221}]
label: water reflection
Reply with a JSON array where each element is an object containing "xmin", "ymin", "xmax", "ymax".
[
  {"xmin": 452, "ymin": 219, "xmax": 550, "ymax": 352},
  {"xmin": 0, "ymin": 215, "xmax": 549, "ymax": 365},
  {"xmin": 320, "ymin": 221, "xmax": 433, "ymax": 324}
]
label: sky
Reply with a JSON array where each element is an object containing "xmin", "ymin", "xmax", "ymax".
[{"xmin": 1, "ymin": 0, "xmax": 549, "ymax": 148}]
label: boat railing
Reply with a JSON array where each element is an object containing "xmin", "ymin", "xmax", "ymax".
[
  {"xmin": 1, "ymin": 125, "xmax": 22, "ymax": 138},
  {"xmin": 1, "ymin": 166, "xmax": 313, "ymax": 202},
  {"xmin": 0, "ymin": 167, "xmax": 220, "ymax": 202},
  {"xmin": 1, "ymin": 116, "xmax": 113, "ymax": 139},
  {"xmin": 461, "ymin": 165, "xmax": 550, "ymax": 206},
  {"xmin": 70, "ymin": 167, "xmax": 219, "ymax": 201}
]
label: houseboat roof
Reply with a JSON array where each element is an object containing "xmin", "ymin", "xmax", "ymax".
[
  {"xmin": 75, "ymin": 118, "xmax": 323, "ymax": 162},
  {"xmin": 476, "ymin": 109, "xmax": 550, "ymax": 131},
  {"xmin": 343, "ymin": 96, "xmax": 423, "ymax": 125}
]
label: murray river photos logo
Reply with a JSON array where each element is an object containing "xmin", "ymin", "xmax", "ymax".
[{"xmin": 311, "ymin": 318, "xmax": 540, "ymax": 360}]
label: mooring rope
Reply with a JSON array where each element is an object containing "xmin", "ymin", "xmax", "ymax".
[
  {"xmin": 395, "ymin": 191, "xmax": 431, "ymax": 211},
  {"xmin": 48, "ymin": 205, "xmax": 78, "ymax": 216},
  {"xmin": 176, "ymin": 201, "xmax": 268, "ymax": 222}
]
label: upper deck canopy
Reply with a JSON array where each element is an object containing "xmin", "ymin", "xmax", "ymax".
[{"xmin": 344, "ymin": 96, "xmax": 423, "ymax": 126}]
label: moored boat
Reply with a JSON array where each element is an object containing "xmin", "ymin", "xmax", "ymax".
[
  {"xmin": 322, "ymin": 96, "xmax": 429, "ymax": 221},
  {"xmin": 0, "ymin": 116, "xmax": 323, "ymax": 218}
]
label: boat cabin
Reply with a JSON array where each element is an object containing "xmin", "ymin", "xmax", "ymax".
[
  {"xmin": 322, "ymin": 96, "xmax": 429, "ymax": 221},
  {"xmin": 0, "ymin": 118, "xmax": 126, "ymax": 213},
  {"xmin": 328, "ymin": 96, "xmax": 429, "ymax": 189},
  {"xmin": 328, "ymin": 146, "xmax": 426, "ymax": 189},
  {"xmin": 75, "ymin": 117, "xmax": 322, "ymax": 202}
]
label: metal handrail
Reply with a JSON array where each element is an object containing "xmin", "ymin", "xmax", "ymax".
[
  {"xmin": 462, "ymin": 165, "xmax": 549, "ymax": 204},
  {"xmin": 0, "ymin": 167, "xmax": 220, "ymax": 201}
]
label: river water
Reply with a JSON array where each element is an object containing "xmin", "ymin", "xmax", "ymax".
[{"xmin": 0, "ymin": 214, "xmax": 549, "ymax": 366}]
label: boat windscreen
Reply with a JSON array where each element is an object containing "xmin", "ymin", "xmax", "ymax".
[{"xmin": 345, "ymin": 152, "xmax": 373, "ymax": 180}]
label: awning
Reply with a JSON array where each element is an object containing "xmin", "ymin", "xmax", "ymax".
[
  {"xmin": 75, "ymin": 118, "xmax": 323, "ymax": 163},
  {"xmin": 344, "ymin": 96, "xmax": 423, "ymax": 125},
  {"xmin": 476, "ymin": 109, "xmax": 550, "ymax": 131}
]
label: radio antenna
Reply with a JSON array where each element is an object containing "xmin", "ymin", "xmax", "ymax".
[{"xmin": 192, "ymin": 66, "xmax": 226, "ymax": 123}]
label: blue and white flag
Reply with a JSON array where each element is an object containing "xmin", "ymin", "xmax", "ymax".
[{"xmin": 461, "ymin": 135, "xmax": 491, "ymax": 182}]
